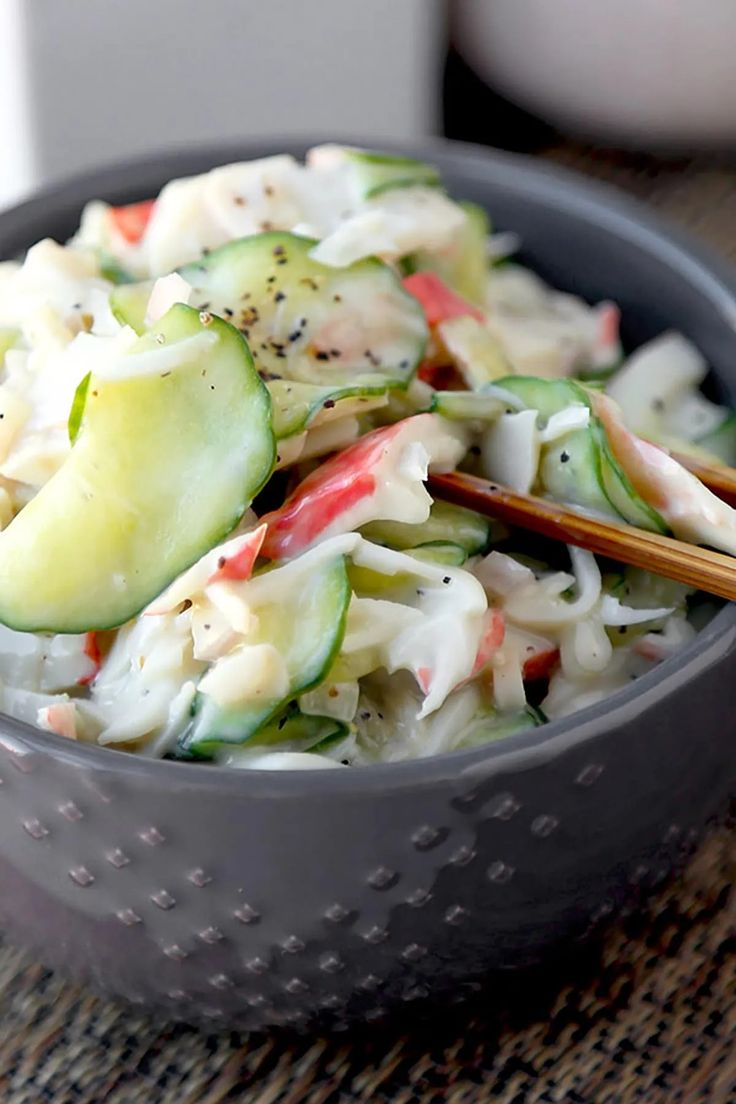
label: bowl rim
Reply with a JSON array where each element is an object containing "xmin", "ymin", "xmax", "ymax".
[{"xmin": 2, "ymin": 133, "xmax": 736, "ymax": 794}]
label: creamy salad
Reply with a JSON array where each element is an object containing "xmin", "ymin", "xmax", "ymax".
[{"xmin": 0, "ymin": 145, "xmax": 731, "ymax": 769}]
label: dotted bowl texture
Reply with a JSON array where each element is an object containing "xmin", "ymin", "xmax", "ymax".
[{"xmin": 0, "ymin": 139, "xmax": 735, "ymax": 1030}]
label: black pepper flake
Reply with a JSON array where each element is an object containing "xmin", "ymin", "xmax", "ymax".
[
  {"xmin": 333, "ymin": 293, "xmax": 342, "ymax": 303},
  {"xmin": 272, "ymin": 243, "xmax": 285, "ymax": 256},
  {"xmin": 199, "ymin": 301, "xmax": 211, "ymax": 310},
  {"xmin": 0, "ymin": 414, "xmax": 4, "ymax": 419},
  {"xmin": 315, "ymin": 351, "xmax": 330, "ymax": 362},
  {"xmin": 469, "ymin": 445, "xmax": 481, "ymax": 456},
  {"xmin": 241, "ymin": 307, "xmax": 260, "ymax": 326},
  {"xmin": 274, "ymin": 291, "xmax": 286, "ymax": 303},
  {"xmin": 560, "ymin": 450, "xmax": 570, "ymax": 463},
  {"xmin": 399, "ymin": 359, "xmax": 409, "ymax": 370},
  {"xmin": 300, "ymin": 317, "xmax": 307, "ymax": 327},
  {"xmin": 288, "ymin": 329, "xmax": 302, "ymax": 342},
  {"xmin": 203, "ymin": 623, "xmax": 211, "ymax": 631},
  {"xmin": 233, "ymin": 195, "xmax": 247, "ymax": 206},
  {"xmin": 652, "ymin": 398, "xmax": 665, "ymax": 412},
  {"xmin": 330, "ymin": 348, "xmax": 342, "ymax": 358},
  {"xmin": 442, "ymin": 576, "xmax": 451, "ymax": 584},
  {"xmin": 266, "ymin": 276, "xmax": 276, "ymax": 284},
  {"xmin": 618, "ymin": 626, "xmax": 628, "ymax": 635},
  {"xmin": 210, "ymin": 384, "xmax": 215, "ymax": 390},
  {"xmin": 276, "ymin": 257, "xmax": 287, "ymax": 266},
  {"xmin": 217, "ymin": 557, "xmax": 226, "ymax": 569},
  {"xmin": 360, "ymin": 710, "xmax": 371, "ymax": 720},
  {"xmin": 72, "ymin": 302, "xmax": 82, "ymax": 310},
  {"xmin": 416, "ymin": 588, "xmax": 424, "ymax": 597},
  {"xmin": 202, "ymin": 248, "xmax": 210, "ymax": 257},
  {"xmin": 323, "ymin": 399, "xmax": 336, "ymax": 409},
  {"xmin": 377, "ymin": 712, "xmax": 384, "ymax": 720},
  {"xmin": 223, "ymin": 307, "xmax": 234, "ymax": 317},
  {"xmin": 300, "ymin": 277, "xmax": 319, "ymax": 291}
]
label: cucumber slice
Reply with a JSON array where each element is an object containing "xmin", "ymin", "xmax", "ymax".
[
  {"xmin": 430, "ymin": 390, "xmax": 510, "ymax": 422},
  {"xmin": 457, "ymin": 704, "xmax": 546, "ymax": 749},
  {"xmin": 497, "ymin": 376, "xmax": 592, "ymax": 420},
  {"xmin": 361, "ymin": 500, "xmax": 491, "ymax": 554},
  {"xmin": 402, "ymin": 200, "xmax": 490, "ymax": 304},
  {"xmin": 696, "ymin": 413, "xmax": 736, "ymax": 465},
  {"xmin": 67, "ymin": 372, "xmax": 90, "ymax": 444},
  {"xmin": 0, "ymin": 304, "xmax": 274, "ymax": 632},
  {"xmin": 109, "ymin": 280, "xmax": 150, "ymax": 329},
  {"xmin": 539, "ymin": 427, "xmax": 615, "ymax": 517},
  {"xmin": 180, "ymin": 553, "xmax": 351, "ymax": 757},
  {"xmin": 540, "ymin": 423, "xmax": 668, "ymax": 532},
  {"xmin": 112, "ymin": 232, "xmax": 428, "ymax": 387},
  {"xmin": 268, "ymin": 374, "xmax": 400, "ymax": 438},
  {"xmin": 496, "ymin": 376, "xmax": 667, "ymax": 531},
  {"xmin": 337, "ymin": 148, "xmax": 442, "ymax": 199},
  {"xmin": 99, "ymin": 252, "xmax": 135, "ymax": 285},
  {"xmin": 591, "ymin": 420, "xmax": 668, "ymax": 533},
  {"xmin": 406, "ymin": 541, "xmax": 468, "ymax": 567},
  {"xmin": 245, "ymin": 704, "xmax": 348, "ymax": 753}
]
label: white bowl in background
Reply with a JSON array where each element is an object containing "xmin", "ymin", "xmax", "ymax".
[{"xmin": 453, "ymin": 0, "xmax": 736, "ymax": 149}]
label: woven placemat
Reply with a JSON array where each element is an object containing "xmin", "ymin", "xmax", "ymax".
[{"xmin": 1, "ymin": 149, "xmax": 735, "ymax": 1104}]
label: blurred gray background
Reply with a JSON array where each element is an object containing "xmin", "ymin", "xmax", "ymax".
[{"xmin": 0, "ymin": 0, "xmax": 443, "ymax": 209}]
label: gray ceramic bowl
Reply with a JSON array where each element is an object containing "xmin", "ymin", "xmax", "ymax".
[{"xmin": 0, "ymin": 139, "xmax": 735, "ymax": 1031}]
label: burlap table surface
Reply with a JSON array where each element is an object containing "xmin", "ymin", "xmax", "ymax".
[{"xmin": 1, "ymin": 148, "xmax": 735, "ymax": 1104}]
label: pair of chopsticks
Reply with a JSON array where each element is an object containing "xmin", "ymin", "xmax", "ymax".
[{"xmin": 429, "ymin": 450, "xmax": 736, "ymax": 602}]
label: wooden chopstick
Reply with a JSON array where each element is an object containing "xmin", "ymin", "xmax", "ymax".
[
  {"xmin": 668, "ymin": 450, "xmax": 736, "ymax": 508},
  {"xmin": 429, "ymin": 471, "xmax": 736, "ymax": 602}
]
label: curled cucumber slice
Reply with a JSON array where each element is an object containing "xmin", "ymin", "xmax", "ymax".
[
  {"xmin": 456, "ymin": 704, "xmax": 546, "ymax": 749},
  {"xmin": 0, "ymin": 304, "xmax": 274, "ymax": 632},
  {"xmin": 361, "ymin": 500, "xmax": 491, "ymax": 556},
  {"xmin": 499, "ymin": 375, "xmax": 668, "ymax": 533},
  {"xmin": 233, "ymin": 704, "xmax": 349, "ymax": 755},
  {"xmin": 268, "ymin": 374, "xmax": 401, "ymax": 439},
  {"xmin": 402, "ymin": 200, "xmax": 490, "ymax": 304},
  {"xmin": 112, "ymin": 232, "xmax": 428, "ymax": 387},
  {"xmin": 180, "ymin": 553, "xmax": 351, "ymax": 758},
  {"xmin": 326, "ymin": 146, "xmax": 442, "ymax": 199}
]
